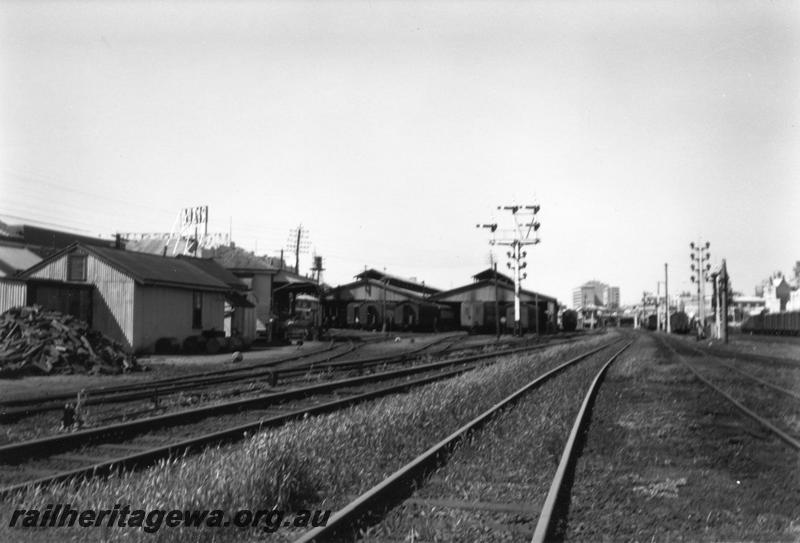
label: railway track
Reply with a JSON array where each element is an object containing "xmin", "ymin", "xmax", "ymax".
[
  {"xmin": 0, "ymin": 336, "xmax": 577, "ymax": 500},
  {"xmin": 0, "ymin": 332, "xmax": 577, "ymax": 445},
  {"xmin": 659, "ymin": 336, "xmax": 800, "ymax": 451},
  {"xmin": 0, "ymin": 333, "xmax": 468, "ymax": 422},
  {"xmin": 294, "ymin": 337, "xmax": 632, "ymax": 542}
]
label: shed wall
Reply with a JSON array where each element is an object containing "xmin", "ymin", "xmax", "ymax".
[
  {"xmin": 30, "ymin": 253, "xmax": 136, "ymax": 348},
  {"xmin": 0, "ymin": 279, "xmax": 26, "ymax": 313},
  {"xmin": 134, "ymin": 286, "xmax": 224, "ymax": 353},
  {"xmin": 88, "ymin": 257, "xmax": 136, "ymax": 348}
]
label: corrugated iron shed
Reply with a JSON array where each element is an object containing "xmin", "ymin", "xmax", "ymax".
[{"xmin": 20, "ymin": 243, "xmax": 230, "ymax": 292}]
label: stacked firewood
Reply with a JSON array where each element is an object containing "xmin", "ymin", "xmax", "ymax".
[{"xmin": 0, "ymin": 306, "xmax": 138, "ymax": 375}]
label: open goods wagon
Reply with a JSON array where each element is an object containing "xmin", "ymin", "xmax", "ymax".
[
  {"xmin": 669, "ymin": 311, "xmax": 691, "ymax": 334},
  {"xmin": 741, "ymin": 311, "xmax": 800, "ymax": 336}
]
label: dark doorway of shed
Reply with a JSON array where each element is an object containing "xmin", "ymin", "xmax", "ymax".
[
  {"xmin": 402, "ymin": 305, "xmax": 416, "ymax": 330},
  {"xmin": 28, "ymin": 282, "xmax": 93, "ymax": 325},
  {"xmin": 366, "ymin": 305, "xmax": 379, "ymax": 329}
]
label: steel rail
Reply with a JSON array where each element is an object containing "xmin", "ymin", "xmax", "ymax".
[
  {"xmin": 691, "ymin": 343, "xmax": 799, "ymax": 368},
  {"xmin": 531, "ymin": 341, "xmax": 633, "ymax": 543},
  {"xmin": 2, "ymin": 332, "xmax": 466, "ymax": 408},
  {"xmin": 293, "ymin": 339, "xmax": 623, "ymax": 543},
  {"xmin": 0, "ymin": 334, "xmax": 465, "ymax": 420},
  {"xmin": 0, "ymin": 364, "xmax": 478, "ymax": 501},
  {"xmin": 0, "ymin": 336, "xmax": 572, "ymax": 465},
  {"xmin": 661, "ymin": 338, "xmax": 800, "ymax": 451},
  {"xmin": 0, "ymin": 350, "xmax": 496, "ymax": 463},
  {"xmin": 0, "ymin": 333, "xmax": 556, "ymax": 424},
  {"xmin": 669, "ymin": 340, "xmax": 800, "ymax": 402},
  {"xmin": 0, "ymin": 341, "xmax": 349, "ymax": 408}
]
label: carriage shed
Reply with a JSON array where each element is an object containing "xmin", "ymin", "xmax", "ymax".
[
  {"xmin": 428, "ymin": 268, "xmax": 559, "ymax": 333},
  {"xmin": 17, "ymin": 243, "xmax": 235, "ymax": 353},
  {"xmin": 323, "ymin": 268, "xmax": 451, "ymax": 331}
]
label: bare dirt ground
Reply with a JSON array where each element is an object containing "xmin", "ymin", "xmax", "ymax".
[
  {"xmin": 0, "ymin": 342, "xmax": 328, "ymax": 402},
  {"xmin": 677, "ymin": 328, "xmax": 800, "ymax": 361},
  {"xmin": 0, "ymin": 332, "xmax": 463, "ymax": 403},
  {"xmin": 562, "ymin": 331, "xmax": 800, "ymax": 542}
]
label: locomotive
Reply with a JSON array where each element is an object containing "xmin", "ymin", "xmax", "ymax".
[{"xmin": 273, "ymin": 284, "xmax": 324, "ymax": 343}]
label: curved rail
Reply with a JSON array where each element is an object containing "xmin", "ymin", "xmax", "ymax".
[
  {"xmin": 660, "ymin": 338, "xmax": 800, "ymax": 451},
  {"xmin": 293, "ymin": 339, "xmax": 623, "ymax": 543},
  {"xmin": 666, "ymin": 339, "xmax": 800, "ymax": 402},
  {"xmin": 0, "ymin": 341, "xmax": 352, "ymax": 412},
  {"xmin": 0, "ymin": 333, "xmax": 468, "ymax": 420},
  {"xmin": 531, "ymin": 341, "xmax": 633, "ymax": 542},
  {"xmin": 0, "ymin": 336, "xmax": 585, "ymax": 499}
]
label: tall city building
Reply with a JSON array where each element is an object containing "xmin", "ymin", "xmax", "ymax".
[{"xmin": 572, "ymin": 280, "xmax": 620, "ymax": 309}]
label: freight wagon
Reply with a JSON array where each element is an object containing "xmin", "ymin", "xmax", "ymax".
[
  {"xmin": 669, "ymin": 311, "xmax": 691, "ymax": 334},
  {"xmin": 741, "ymin": 311, "xmax": 800, "ymax": 336}
]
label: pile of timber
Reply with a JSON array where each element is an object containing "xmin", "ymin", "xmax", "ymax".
[{"xmin": 0, "ymin": 306, "xmax": 139, "ymax": 375}]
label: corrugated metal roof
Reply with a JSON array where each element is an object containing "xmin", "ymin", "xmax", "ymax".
[
  {"xmin": 0, "ymin": 244, "xmax": 42, "ymax": 277},
  {"xmin": 20, "ymin": 244, "xmax": 230, "ymax": 292},
  {"xmin": 87, "ymin": 246, "xmax": 230, "ymax": 291},
  {"xmin": 176, "ymin": 255, "xmax": 248, "ymax": 291},
  {"xmin": 430, "ymin": 278, "xmax": 558, "ymax": 304},
  {"xmin": 354, "ymin": 268, "xmax": 441, "ymax": 295},
  {"xmin": 206, "ymin": 245, "xmax": 282, "ymax": 271}
]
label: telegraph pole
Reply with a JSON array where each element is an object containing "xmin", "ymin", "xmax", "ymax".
[
  {"xmin": 665, "ymin": 262, "xmax": 671, "ymax": 333},
  {"xmin": 287, "ymin": 225, "xmax": 310, "ymax": 275},
  {"xmin": 690, "ymin": 241, "xmax": 711, "ymax": 331},
  {"xmin": 496, "ymin": 205, "xmax": 541, "ymax": 336},
  {"xmin": 477, "ymin": 223, "xmax": 501, "ymax": 339}
]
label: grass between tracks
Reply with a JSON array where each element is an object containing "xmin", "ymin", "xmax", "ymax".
[{"xmin": 1, "ymin": 333, "xmax": 611, "ymax": 542}]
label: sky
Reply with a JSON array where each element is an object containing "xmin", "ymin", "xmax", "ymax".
[{"xmin": 1, "ymin": 1, "xmax": 798, "ymax": 306}]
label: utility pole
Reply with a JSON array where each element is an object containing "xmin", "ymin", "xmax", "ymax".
[
  {"xmin": 496, "ymin": 204, "xmax": 541, "ymax": 336},
  {"xmin": 665, "ymin": 262, "xmax": 671, "ymax": 333},
  {"xmin": 381, "ymin": 277, "xmax": 389, "ymax": 334},
  {"xmin": 477, "ymin": 224, "xmax": 502, "ymax": 339},
  {"xmin": 655, "ymin": 283, "xmax": 661, "ymax": 331},
  {"xmin": 286, "ymin": 225, "xmax": 310, "ymax": 275},
  {"xmin": 690, "ymin": 240, "xmax": 711, "ymax": 331}
]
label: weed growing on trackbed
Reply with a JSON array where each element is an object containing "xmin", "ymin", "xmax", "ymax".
[{"xmin": 2, "ymin": 334, "xmax": 612, "ymax": 542}]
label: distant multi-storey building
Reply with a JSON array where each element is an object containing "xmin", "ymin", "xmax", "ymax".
[
  {"xmin": 572, "ymin": 280, "xmax": 621, "ymax": 329},
  {"xmin": 572, "ymin": 280, "xmax": 620, "ymax": 310},
  {"xmin": 603, "ymin": 286, "xmax": 620, "ymax": 309}
]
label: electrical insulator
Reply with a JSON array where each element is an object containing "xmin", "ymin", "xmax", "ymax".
[
  {"xmin": 690, "ymin": 242, "xmax": 695, "ymax": 249},
  {"xmin": 521, "ymin": 251, "xmax": 527, "ymax": 258},
  {"xmin": 705, "ymin": 242, "xmax": 710, "ymax": 249},
  {"xmin": 691, "ymin": 264, "xmax": 695, "ymax": 271},
  {"xmin": 691, "ymin": 275, "xmax": 696, "ymax": 282},
  {"xmin": 522, "ymin": 272, "xmax": 527, "ymax": 279}
]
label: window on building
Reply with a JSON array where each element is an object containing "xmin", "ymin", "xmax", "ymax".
[
  {"xmin": 192, "ymin": 291, "xmax": 203, "ymax": 329},
  {"xmin": 67, "ymin": 255, "xmax": 87, "ymax": 282}
]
